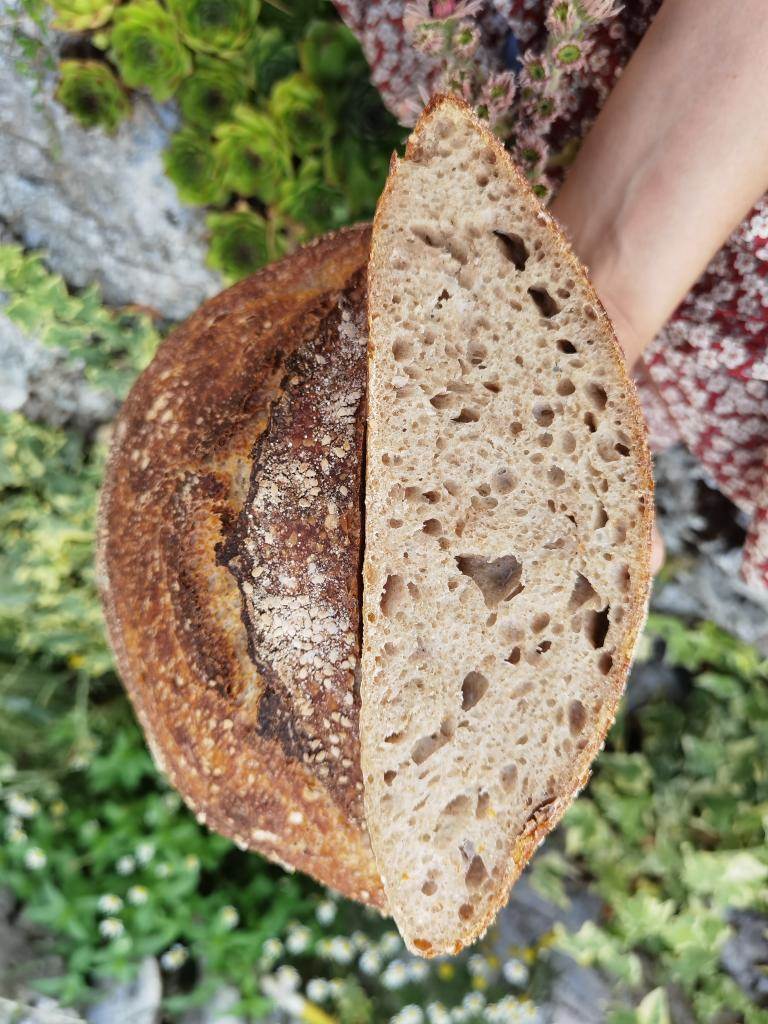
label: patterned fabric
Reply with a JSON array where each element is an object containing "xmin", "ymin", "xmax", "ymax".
[{"xmin": 335, "ymin": 0, "xmax": 768, "ymax": 590}]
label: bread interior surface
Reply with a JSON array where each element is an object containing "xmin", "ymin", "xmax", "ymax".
[{"xmin": 361, "ymin": 96, "xmax": 652, "ymax": 955}]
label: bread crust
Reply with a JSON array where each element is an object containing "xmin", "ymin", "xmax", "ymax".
[
  {"xmin": 97, "ymin": 225, "xmax": 385, "ymax": 907},
  {"xmin": 364, "ymin": 95, "xmax": 653, "ymax": 953}
]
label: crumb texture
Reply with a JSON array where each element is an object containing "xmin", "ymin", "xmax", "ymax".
[{"xmin": 361, "ymin": 97, "xmax": 652, "ymax": 955}]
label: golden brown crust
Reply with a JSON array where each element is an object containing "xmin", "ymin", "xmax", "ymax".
[
  {"xmin": 97, "ymin": 225, "xmax": 385, "ymax": 907},
  {"xmin": 365, "ymin": 95, "xmax": 653, "ymax": 953}
]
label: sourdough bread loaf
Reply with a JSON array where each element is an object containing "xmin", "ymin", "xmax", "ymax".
[
  {"xmin": 360, "ymin": 96, "xmax": 654, "ymax": 955},
  {"xmin": 97, "ymin": 226, "xmax": 384, "ymax": 907}
]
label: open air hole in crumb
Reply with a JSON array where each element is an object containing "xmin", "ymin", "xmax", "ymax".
[
  {"xmin": 528, "ymin": 286, "xmax": 560, "ymax": 318},
  {"xmin": 493, "ymin": 230, "xmax": 529, "ymax": 271},
  {"xmin": 455, "ymin": 553, "xmax": 523, "ymax": 608}
]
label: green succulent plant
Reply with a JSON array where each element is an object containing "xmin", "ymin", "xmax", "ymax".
[
  {"xmin": 206, "ymin": 210, "xmax": 272, "ymax": 281},
  {"xmin": 299, "ymin": 19, "xmax": 365, "ymax": 86},
  {"xmin": 244, "ymin": 25, "xmax": 298, "ymax": 97},
  {"xmin": 167, "ymin": 0, "xmax": 260, "ymax": 56},
  {"xmin": 55, "ymin": 60, "xmax": 130, "ymax": 133},
  {"xmin": 109, "ymin": 0, "xmax": 192, "ymax": 103},
  {"xmin": 277, "ymin": 158, "xmax": 346, "ymax": 236},
  {"xmin": 213, "ymin": 105, "xmax": 292, "ymax": 204},
  {"xmin": 177, "ymin": 56, "xmax": 248, "ymax": 130},
  {"xmin": 269, "ymin": 72, "xmax": 328, "ymax": 157},
  {"xmin": 163, "ymin": 127, "xmax": 227, "ymax": 206},
  {"xmin": 49, "ymin": 0, "xmax": 116, "ymax": 31}
]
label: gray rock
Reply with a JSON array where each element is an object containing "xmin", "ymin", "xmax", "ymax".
[
  {"xmin": 721, "ymin": 910, "xmax": 768, "ymax": 1007},
  {"xmin": 86, "ymin": 957, "xmax": 161, "ymax": 1024},
  {"xmin": 495, "ymin": 876, "xmax": 614, "ymax": 1024},
  {"xmin": 652, "ymin": 446, "xmax": 768, "ymax": 653},
  {"xmin": 0, "ymin": 997, "xmax": 83, "ymax": 1024},
  {"xmin": 0, "ymin": 313, "xmax": 118, "ymax": 430},
  {"xmin": 179, "ymin": 985, "xmax": 246, "ymax": 1024},
  {"xmin": 0, "ymin": 25, "xmax": 220, "ymax": 321}
]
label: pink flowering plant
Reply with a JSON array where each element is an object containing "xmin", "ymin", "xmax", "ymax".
[{"xmin": 404, "ymin": 0, "xmax": 623, "ymax": 200}]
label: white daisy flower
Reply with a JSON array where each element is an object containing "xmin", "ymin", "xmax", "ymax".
[
  {"xmin": 97, "ymin": 894, "xmax": 124, "ymax": 914},
  {"xmin": 127, "ymin": 885, "xmax": 149, "ymax": 906},
  {"xmin": 391, "ymin": 1006, "xmax": 423, "ymax": 1024},
  {"xmin": 160, "ymin": 943, "xmax": 188, "ymax": 970},
  {"xmin": 379, "ymin": 931, "xmax": 403, "ymax": 957},
  {"xmin": 261, "ymin": 937, "xmax": 283, "ymax": 963},
  {"xmin": 315, "ymin": 899, "xmax": 337, "ymax": 925},
  {"xmin": 285, "ymin": 924, "xmax": 311, "ymax": 954},
  {"xmin": 136, "ymin": 842, "xmax": 155, "ymax": 864},
  {"xmin": 116, "ymin": 855, "xmax": 136, "ymax": 875},
  {"xmin": 427, "ymin": 1003, "xmax": 451, "ymax": 1024},
  {"xmin": 463, "ymin": 992, "xmax": 486, "ymax": 1013},
  {"xmin": 306, "ymin": 978, "xmax": 330, "ymax": 1002},
  {"xmin": 328, "ymin": 936, "xmax": 354, "ymax": 964},
  {"xmin": 502, "ymin": 958, "xmax": 528, "ymax": 985},
  {"xmin": 359, "ymin": 948, "xmax": 382, "ymax": 975},
  {"xmin": 275, "ymin": 964, "xmax": 300, "ymax": 991},
  {"xmin": 99, "ymin": 917, "xmax": 124, "ymax": 939},
  {"xmin": 7, "ymin": 793, "xmax": 40, "ymax": 818},
  {"xmin": 24, "ymin": 847, "xmax": 46, "ymax": 870},
  {"xmin": 407, "ymin": 958, "xmax": 429, "ymax": 982},
  {"xmin": 219, "ymin": 905, "xmax": 239, "ymax": 929},
  {"xmin": 381, "ymin": 958, "xmax": 408, "ymax": 989}
]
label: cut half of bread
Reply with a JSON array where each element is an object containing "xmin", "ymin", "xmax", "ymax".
[{"xmin": 361, "ymin": 95, "xmax": 653, "ymax": 956}]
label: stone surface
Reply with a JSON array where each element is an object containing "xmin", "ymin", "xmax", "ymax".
[
  {"xmin": 495, "ymin": 876, "xmax": 615, "ymax": 1024},
  {"xmin": 0, "ymin": 314, "xmax": 119, "ymax": 430},
  {"xmin": 0, "ymin": 27, "xmax": 220, "ymax": 321},
  {"xmin": 721, "ymin": 910, "xmax": 768, "ymax": 1008},
  {"xmin": 86, "ymin": 957, "xmax": 161, "ymax": 1024},
  {"xmin": 652, "ymin": 446, "xmax": 768, "ymax": 653}
]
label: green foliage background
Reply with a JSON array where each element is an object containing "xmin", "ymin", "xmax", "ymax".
[
  {"xmin": 41, "ymin": 0, "xmax": 405, "ymax": 281},
  {"xmin": 1, "ymin": 4, "xmax": 768, "ymax": 1022}
]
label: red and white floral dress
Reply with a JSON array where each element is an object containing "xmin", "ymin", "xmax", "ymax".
[{"xmin": 335, "ymin": 0, "xmax": 768, "ymax": 590}]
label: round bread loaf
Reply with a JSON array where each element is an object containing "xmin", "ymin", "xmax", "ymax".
[{"xmin": 97, "ymin": 225, "xmax": 384, "ymax": 907}]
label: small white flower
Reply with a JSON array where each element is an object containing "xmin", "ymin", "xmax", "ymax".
[
  {"xmin": 359, "ymin": 948, "xmax": 382, "ymax": 975},
  {"xmin": 379, "ymin": 931, "xmax": 403, "ymax": 957},
  {"xmin": 285, "ymin": 924, "xmax": 311, "ymax": 954},
  {"xmin": 306, "ymin": 978, "xmax": 330, "ymax": 1002},
  {"xmin": 219, "ymin": 905, "xmax": 239, "ymax": 930},
  {"xmin": 160, "ymin": 943, "xmax": 188, "ymax": 970},
  {"xmin": 8, "ymin": 793, "xmax": 40, "ymax": 818},
  {"xmin": 99, "ymin": 917, "xmax": 124, "ymax": 939},
  {"xmin": 261, "ymin": 937, "xmax": 283, "ymax": 963},
  {"xmin": 407, "ymin": 958, "xmax": 429, "ymax": 982},
  {"xmin": 382, "ymin": 958, "xmax": 408, "ymax": 989},
  {"xmin": 117, "ymin": 855, "xmax": 136, "ymax": 876},
  {"xmin": 275, "ymin": 964, "xmax": 300, "ymax": 991},
  {"xmin": 50, "ymin": 800, "xmax": 67, "ymax": 817},
  {"xmin": 462, "ymin": 992, "xmax": 486, "ymax": 1014},
  {"xmin": 350, "ymin": 929, "xmax": 369, "ymax": 951},
  {"xmin": 98, "ymin": 894, "xmax": 124, "ymax": 914},
  {"xmin": 502, "ymin": 958, "xmax": 528, "ymax": 986},
  {"xmin": 427, "ymin": 1004, "xmax": 451, "ymax": 1024},
  {"xmin": 327, "ymin": 936, "xmax": 354, "ymax": 964},
  {"xmin": 127, "ymin": 886, "xmax": 149, "ymax": 906},
  {"xmin": 327, "ymin": 978, "xmax": 344, "ymax": 998},
  {"xmin": 8, "ymin": 825, "xmax": 26, "ymax": 844},
  {"xmin": 184, "ymin": 854, "xmax": 199, "ymax": 871},
  {"xmin": 468, "ymin": 953, "xmax": 493, "ymax": 980},
  {"xmin": 163, "ymin": 792, "xmax": 181, "ymax": 811},
  {"xmin": 392, "ymin": 1007, "xmax": 423, "ymax": 1024},
  {"xmin": 136, "ymin": 842, "xmax": 155, "ymax": 864},
  {"xmin": 154, "ymin": 863, "xmax": 171, "ymax": 878},
  {"xmin": 315, "ymin": 899, "xmax": 337, "ymax": 925},
  {"xmin": 24, "ymin": 847, "xmax": 46, "ymax": 870}
]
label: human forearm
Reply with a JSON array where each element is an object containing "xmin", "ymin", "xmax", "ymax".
[{"xmin": 550, "ymin": 0, "xmax": 768, "ymax": 364}]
